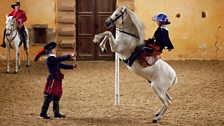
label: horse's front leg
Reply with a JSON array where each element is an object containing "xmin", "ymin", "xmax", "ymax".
[
  {"xmin": 99, "ymin": 36, "xmax": 108, "ymax": 52},
  {"xmin": 6, "ymin": 47, "xmax": 10, "ymax": 73},
  {"xmin": 102, "ymin": 31, "xmax": 117, "ymax": 52}
]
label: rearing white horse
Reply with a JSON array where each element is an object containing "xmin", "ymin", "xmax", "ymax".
[
  {"xmin": 93, "ymin": 6, "xmax": 177, "ymax": 123},
  {"xmin": 5, "ymin": 16, "xmax": 30, "ymax": 73}
]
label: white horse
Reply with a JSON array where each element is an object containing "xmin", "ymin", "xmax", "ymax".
[
  {"xmin": 93, "ymin": 6, "xmax": 177, "ymax": 123},
  {"xmin": 5, "ymin": 16, "xmax": 30, "ymax": 73}
]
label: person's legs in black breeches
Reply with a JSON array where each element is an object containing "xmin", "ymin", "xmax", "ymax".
[
  {"xmin": 18, "ymin": 26, "xmax": 27, "ymax": 49},
  {"xmin": 53, "ymin": 96, "xmax": 65, "ymax": 118},
  {"xmin": 40, "ymin": 93, "xmax": 53, "ymax": 119}
]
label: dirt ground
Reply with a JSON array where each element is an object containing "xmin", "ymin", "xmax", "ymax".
[{"xmin": 0, "ymin": 60, "xmax": 224, "ymax": 126}]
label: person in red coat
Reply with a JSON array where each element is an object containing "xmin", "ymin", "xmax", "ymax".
[
  {"xmin": 34, "ymin": 42, "xmax": 77, "ymax": 119},
  {"xmin": 1, "ymin": 2, "xmax": 28, "ymax": 48}
]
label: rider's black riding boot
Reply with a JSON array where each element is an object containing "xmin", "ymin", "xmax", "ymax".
[
  {"xmin": 19, "ymin": 26, "xmax": 27, "ymax": 49},
  {"xmin": 128, "ymin": 45, "xmax": 153, "ymax": 67},
  {"xmin": 53, "ymin": 97, "xmax": 65, "ymax": 118},
  {"xmin": 1, "ymin": 30, "xmax": 6, "ymax": 48}
]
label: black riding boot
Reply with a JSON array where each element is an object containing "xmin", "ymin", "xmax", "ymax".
[
  {"xmin": 128, "ymin": 45, "xmax": 153, "ymax": 67},
  {"xmin": 53, "ymin": 97, "xmax": 65, "ymax": 118},
  {"xmin": 1, "ymin": 30, "xmax": 6, "ymax": 48},
  {"xmin": 40, "ymin": 94, "xmax": 52, "ymax": 119},
  {"xmin": 19, "ymin": 26, "xmax": 27, "ymax": 49}
]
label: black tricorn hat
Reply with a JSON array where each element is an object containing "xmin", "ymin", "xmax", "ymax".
[
  {"xmin": 34, "ymin": 42, "xmax": 57, "ymax": 62},
  {"xmin": 11, "ymin": 2, "xmax": 20, "ymax": 9}
]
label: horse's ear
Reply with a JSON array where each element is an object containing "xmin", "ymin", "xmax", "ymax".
[{"xmin": 122, "ymin": 6, "xmax": 127, "ymax": 12}]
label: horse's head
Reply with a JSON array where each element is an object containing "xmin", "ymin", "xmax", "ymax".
[
  {"xmin": 5, "ymin": 16, "xmax": 17, "ymax": 36},
  {"xmin": 105, "ymin": 6, "xmax": 127, "ymax": 28}
]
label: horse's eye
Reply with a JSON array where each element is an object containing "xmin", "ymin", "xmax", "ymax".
[{"xmin": 115, "ymin": 14, "xmax": 119, "ymax": 17}]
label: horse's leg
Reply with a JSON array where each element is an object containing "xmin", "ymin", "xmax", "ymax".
[
  {"xmin": 94, "ymin": 31, "xmax": 118, "ymax": 52},
  {"xmin": 154, "ymin": 92, "xmax": 172, "ymax": 117},
  {"xmin": 99, "ymin": 36, "xmax": 108, "ymax": 52},
  {"xmin": 154, "ymin": 106, "xmax": 164, "ymax": 117},
  {"xmin": 25, "ymin": 28, "xmax": 30, "ymax": 67},
  {"xmin": 6, "ymin": 47, "xmax": 10, "ymax": 73},
  {"xmin": 151, "ymin": 85, "xmax": 170, "ymax": 123},
  {"xmin": 25, "ymin": 47, "xmax": 30, "ymax": 67},
  {"xmin": 17, "ymin": 49, "xmax": 20, "ymax": 68},
  {"xmin": 15, "ymin": 47, "xmax": 19, "ymax": 73},
  {"xmin": 103, "ymin": 31, "xmax": 117, "ymax": 52}
]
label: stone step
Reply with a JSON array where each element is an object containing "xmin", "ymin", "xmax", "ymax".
[
  {"xmin": 58, "ymin": 2, "xmax": 75, "ymax": 12},
  {"xmin": 59, "ymin": 37, "xmax": 75, "ymax": 48}
]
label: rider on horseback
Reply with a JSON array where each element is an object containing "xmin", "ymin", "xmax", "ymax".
[
  {"xmin": 127, "ymin": 14, "xmax": 174, "ymax": 66},
  {"xmin": 1, "ymin": 2, "xmax": 27, "ymax": 49}
]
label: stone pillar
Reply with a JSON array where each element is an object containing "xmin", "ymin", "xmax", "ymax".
[{"xmin": 56, "ymin": 0, "xmax": 76, "ymax": 56}]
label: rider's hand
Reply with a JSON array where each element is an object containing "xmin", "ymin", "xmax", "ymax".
[
  {"xmin": 73, "ymin": 64, "xmax": 77, "ymax": 69},
  {"xmin": 17, "ymin": 19, "xmax": 22, "ymax": 24},
  {"xmin": 70, "ymin": 52, "xmax": 77, "ymax": 58}
]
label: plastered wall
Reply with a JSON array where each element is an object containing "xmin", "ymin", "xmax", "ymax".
[{"xmin": 118, "ymin": 0, "xmax": 224, "ymax": 60}]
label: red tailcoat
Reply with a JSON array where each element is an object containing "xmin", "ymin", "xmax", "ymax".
[{"xmin": 8, "ymin": 9, "xmax": 27, "ymax": 28}]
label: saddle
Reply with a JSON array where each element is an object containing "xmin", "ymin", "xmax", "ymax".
[{"xmin": 137, "ymin": 39, "xmax": 162, "ymax": 67}]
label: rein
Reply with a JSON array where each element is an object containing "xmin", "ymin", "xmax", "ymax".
[
  {"xmin": 5, "ymin": 27, "xmax": 18, "ymax": 48},
  {"xmin": 116, "ymin": 28, "xmax": 139, "ymax": 39}
]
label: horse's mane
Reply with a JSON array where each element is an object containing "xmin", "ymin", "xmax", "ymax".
[{"xmin": 125, "ymin": 8, "xmax": 145, "ymax": 45}]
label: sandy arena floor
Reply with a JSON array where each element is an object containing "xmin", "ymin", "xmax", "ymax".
[{"xmin": 0, "ymin": 60, "xmax": 224, "ymax": 126}]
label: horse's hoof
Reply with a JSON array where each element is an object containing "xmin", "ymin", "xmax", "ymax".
[
  {"xmin": 102, "ymin": 49, "xmax": 107, "ymax": 53},
  {"xmin": 14, "ymin": 71, "xmax": 18, "ymax": 74},
  {"xmin": 18, "ymin": 66, "xmax": 21, "ymax": 68},
  {"xmin": 152, "ymin": 117, "xmax": 160, "ymax": 123},
  {"xmin": 26, "ymin": 64, "xmax": 30, "ymax": 67},
  {"xmin": 152, "ymin": 119, "xmax": 158, "ymax": 123},
  {"xmin": 6, "ymin": 71, "xmax": 10, "ymax": 74}
]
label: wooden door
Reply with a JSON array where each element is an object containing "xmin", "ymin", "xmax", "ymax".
[{"xmin": 76, "ymin": 0, "xmax": 116, "ymax": 60}]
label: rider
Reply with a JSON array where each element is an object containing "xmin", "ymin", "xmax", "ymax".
[
  {"xmin": 127, "ymin": 14, "xmax": 174, "ymax": 66},
  {"xmin": 1, "ymin": 2, "xmax": 27, "ymax": 49}
]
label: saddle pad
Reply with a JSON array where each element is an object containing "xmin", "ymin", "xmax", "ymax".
[{"xmin": 138, "ymin": 55, "xmax": 160, "ymax": 68}]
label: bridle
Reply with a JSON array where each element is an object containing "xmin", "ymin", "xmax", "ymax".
[
  {"xmin": 109, "ymin": 9, "xmax": 125, "ymax": 26},
  {"xmin": 108, "ymin": 7, "xmax": 139, "ymax": 39},
  {"xmin": 5, "ymin": 18, "xmax": 18, "ymax": 47}
]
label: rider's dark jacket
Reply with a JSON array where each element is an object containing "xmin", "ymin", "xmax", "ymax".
[{"xmin": 153, "ymin": 26, "xmax": 174, "ymax": 52}]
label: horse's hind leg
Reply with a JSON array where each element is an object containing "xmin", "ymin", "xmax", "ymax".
[
  {"xmin": 25, "ymin": 48, "xmax": 30, "ymax": 67},
  {"xmin": 152, "ymin": 86, "xmax": 170, "ymax": 123},
  {"xmin": 154, "ymin": 92, "xmax": 172, "ymax": 117},
  {"xmin": 17, "ymin": 50, "xmax": 20, "ymax": 68}
]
